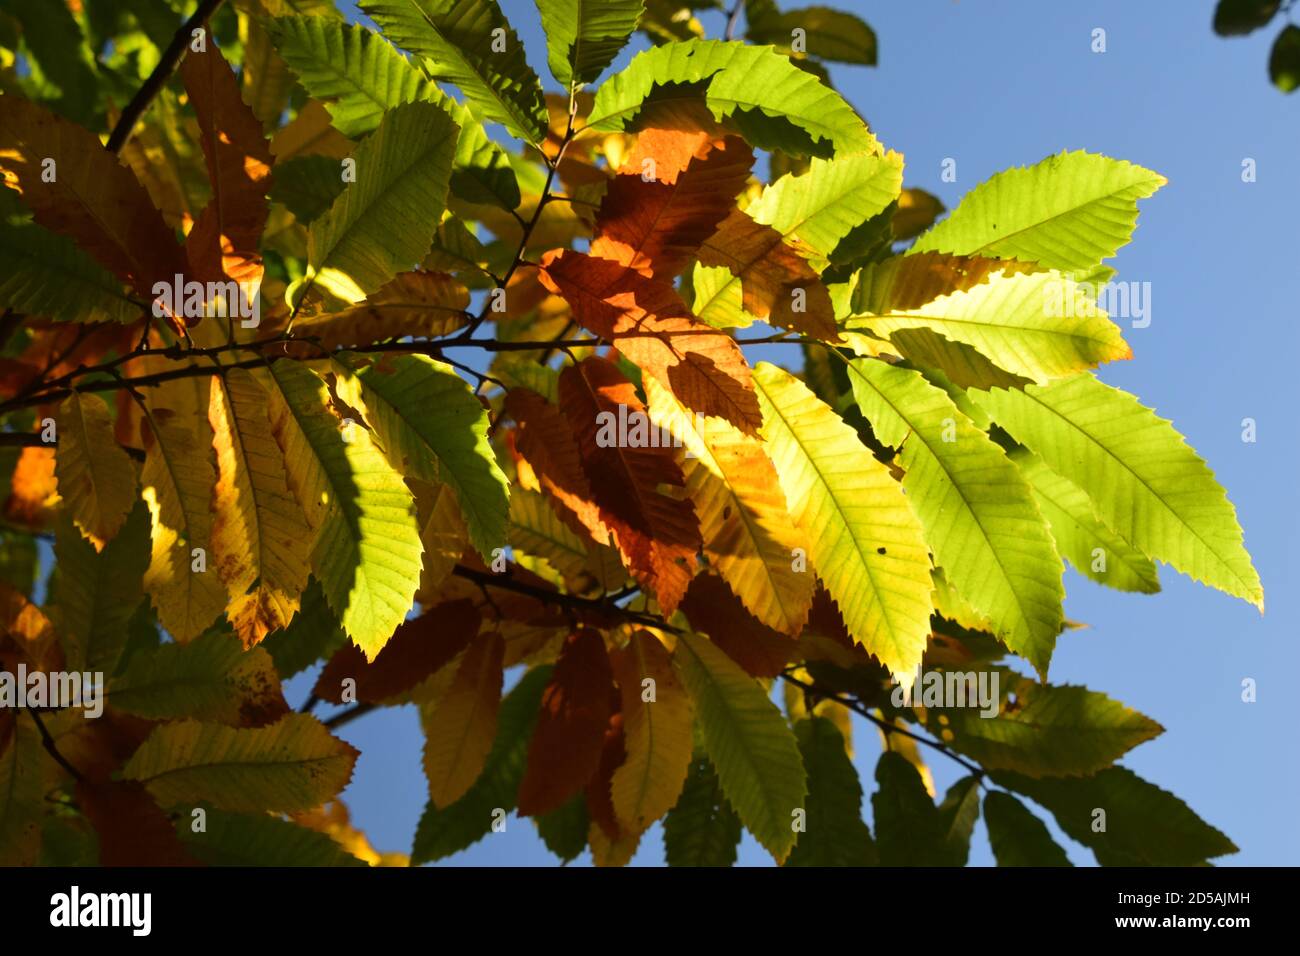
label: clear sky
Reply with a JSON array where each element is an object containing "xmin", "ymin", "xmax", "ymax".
[{"xmin": 312, "ymin": 0, "xmax": 1300, "ymax": 866}]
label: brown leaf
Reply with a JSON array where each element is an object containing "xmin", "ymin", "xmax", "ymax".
[
  {"xmin": 4, "ymin": 445, "xmax": 58, "ymax": 530},
  {"xmin": 313, "ymin": 600, "xmax": 481, "ymax": 704},
  {"xmin": 0, "ymin": 96, "xmax": 186, "ymax": 330},
  {"xmin": 505, "ymin": 387, "xmax": 610, "ymax": 546},
  {"xmin": 679, "ymin": 573, "xmax": 799, "ymax": 678},
  {"xmin": 591, "ymin": 133, "xmax": 753, "ymax": 278},
  {"xmin": 558, "ymin": 358, "xmax": 700, "ymax": 614},
  {"xmin": 293, "ymin": 271, "xmax": 470, "ymax": 348},
  {"xmin": 517, "ymin": 629, "xmax": 615, "ymax": 817},
  {"xmin": 585, "ymin": 708, "xmax": 625, "ymax": 841},
  {"xmin": 542, "ymin": 250, "xmax": 761, "ymax": 433},
  {"xmin": 181, "ymin": 40, "xmax": 273, "ymax": 289},
  {"xmin": 77, "ymin": 780, "xmax": 197, "ymax": 867},
  {"xmin": 698, "ymin": 208, "xmax": 839, "ymax": 340}
]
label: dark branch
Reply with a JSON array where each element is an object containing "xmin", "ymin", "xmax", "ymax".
[{"xmin": 106, "ymin": 0, "xmax": 227, "ymax": 153}]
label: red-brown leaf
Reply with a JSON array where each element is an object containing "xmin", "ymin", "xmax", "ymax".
[
  {"xmin": 558, "ymin": 358, "xmax": 700, "ymax": 613},
  {"xmin": 542, "ymin": 250, "xmax": 761, "ymax": 433},
  {"xmin": 679, "ymin": 572, "xmax": 800, "ymax": 678},
  {"xmin": 313, "ymin": 600, "xmax": 481, "ymax": 704},
  {"xmin": 591, "ymin": 134, "xmax": 753, "ymax": 279},
  {"xmin": 517, "ymin": 629, "xmax": 615, "ymax": 817}
]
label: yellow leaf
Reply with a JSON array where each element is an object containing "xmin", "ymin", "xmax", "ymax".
[
  {"xmin": 121, "ymin": 714, "xmax": 358, "ymax": 813},
  {"xmin": 209, "ymin": 368, "xmax": 314, "ymax": 646},
  {"xmin": 645, "ymin": 376, "xmax": 812, "ymax": 635},
  {"xmin": 55, "ymin": 392, "xmax": 137, "ymax": 549},
  {"xmin": 422, "ymin": 630, "xmax": 504, "ymax": 808},
  {"xmin": 610, "ymin": 631, "xmax": 694, "ymax": 833},
  {"xmin": 140, "ymin": 390, "xmax": 226, "ymax": 642}
]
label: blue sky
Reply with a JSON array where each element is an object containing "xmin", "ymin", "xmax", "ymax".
[{"xmin": 313, "ymin": 0, "xmax": 1300, "ymax": 866}]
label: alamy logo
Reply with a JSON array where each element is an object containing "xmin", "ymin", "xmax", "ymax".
[
  {"xmin": 1042, "ymin": 272, "xmax": 1152, "ymax": 328},
  {"xmin": 152, "ymin": 273, "xmax": 260, "ymax": 328},
  {"xmin": 0, "ymin": 664, "xmax": 103, "ymax": 718},
  {"xmin": 50, "ymin": 886, "xmax": 151, "ymax": 936},
  {"xmin": 890, "ymin": 667, "xmax": 1000, "ymax": 718},
  {"xmin": 595, "ymin": 403, "xmax": 702, "ymax": 450}
]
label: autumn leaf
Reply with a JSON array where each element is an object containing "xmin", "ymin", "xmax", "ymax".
[
  {"xmin": 697, "ymin": 208, "xmax": 838, "ymax": 340},
  {"xmin": 541, "ymin": 249, "xmax": 762, "ymax": 433},
  {"xmin": 180, "ymin": 39, "xmax": 274, "ymax": 289},
  {"xmin": 590, "ymin": 133, "xmax": 754, "ymax": 279},
  {"xmin": 54, "ymin": 392, "xmax": 137, "ymax": 549},
  {"xmin": 557, "ymin": 357, "xmax": 700, "ymax": 613},
  {"xmin": 517, "ymin": 629, "xmax": 616, "ymax": 817},
  {"xmin": 422, "ymin": 629, "xmax": 504, "ymax": 808}
]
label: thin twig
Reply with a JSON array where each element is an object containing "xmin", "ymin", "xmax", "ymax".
[
  {"xmin": 106, "ymin": 0, "xmax": 228, "ymax": 153},
  {"xmin": 725, "ymin": 2, "xmax": 745, "ymax": 40},
  {"xmin": 778, "ymin": 672, "xmax": 986, "ymax": 779},
  {"xmin": 24, "ymin": 708, "xmax": 85, "ymax": 783}
]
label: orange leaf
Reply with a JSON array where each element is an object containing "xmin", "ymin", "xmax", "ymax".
[
  {"xmin": 542, "ymin": 250, "xmax": 761, "ymax": 433},
  {"xmin": 181, "ymin": 40, "xmax": 274, "ymax": 289},
  {"xmin": 0, "ymin": 96, "xmax": 185, "ymax": 327},
  {"xmin": 313, "ymin": 600, "xmax": 481, "ymax": 704},
  {"xmin": 557, "ymin": 358, "xmax": 700, "ymax": 613},
  {"xmin": 517, "ymin": 629, "xmax": 615, "ymax": 817},
  {"xmin": 591, "ymin": 134, "xmax": 753, "ymax": 279},
  {"xmin": 4, "ymin": 445, "xmax": 58, "ymax": 530},
  {"xmin": 699, "ymin": 208, "xmax": 839, "ymax": 340},
  {"xmin": 504, "ymin": 387, "xmax": 610, "ymax": 546}
]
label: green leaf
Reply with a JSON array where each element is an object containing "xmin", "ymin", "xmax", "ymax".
[
  {"xmin": 673, "ymin": 631, "xmax": 806, "ymax": 863},
  {"xmin": 588, "ymin": 39, "xmax": 879, "ymax": 157},
  {"xmin": 121, "ymin": 715, "xmax": 359, "ymax": 814},
  {"xmin": 0, "ymin": 221, "xmax": 139, "ymax": 323},
  {"xmin": 412, "ymin": 665, "xmax": 551, "ymax": 863},
  {"xmin": 910, "ymin": 151, "xmax": 1165, "ymax": 274},
  {"xmin": 107, "ymin": 631, "xmax": 287, "ymax": 726},
  {"xmin": 534, "ymin": 0, "xmax": 644, "ymax": 88},
  {"xmin": 267, "ymin": 359, "xmax": 424, "ymax": 660},
  {"xmin": 269, "ymin": 155, "xmax": 347, "ymax": 225},
  {"xmin": 753, "ymin": 362, "xmax": 934, "ymax": 680},
  {"xmin": 936, "ymin": 775, "xmax": 981, "ymax": 866},
  {"xmin": 1269, "ymin": 24, "xmax": 1300, "ymax": 93},
  {"xmin": 993, "ymin": 767, "xmax": 1237, "ymax": 865},
  {"xmin": 972, "ymin": 375, "xmax": 1263, "ymax": 609},
  {"xmin": 332, "ymin": 353, "xmax": 509, "ymax": 561},
  {"xmin": 871, "ymin": 750, "xmax": 954, "ymax": 866},
  {"xmin": 745, "ymin": 2, "xmax": 877, "ymax": 66},
  {"xmin": 0, "ymin": 0, "xmax": 100, "ymax": 123},
  {"xmin": 844, "ymin": 259, "xmax": 1132, "ymax": 385},
  {"xmin": 265, "ymin": 17, "xmax": 519, "ymax": 209},
  {"xmin": 1213, "ymin": 0, "xmax": 1280, "ymax": 36},
  {"xmin": 786, "ymin": 717, "xmax": 875, "ymax": 866},
  {"xmin": 925, "ymin": 669, "xmax": 1163, "ymax": 777},
  {"xmin": 50, "ymin": 502, "xmax": 150, "ymax": 676},
  {"xmin": 1011, "ymin": 448, "xmax": 1160, "ymax": 594},
  {"xmin": 663, "ymin": 755, "xmax": 743, "ymax": 867},
  {"xmin": 983, "ymin": 791, "xmax": 1071, "ymax": 866},
  {"xmin": 303, "ymin": 100, "xmax": 458, "ymax": 308},
  {"xmin": 0, "ymin": 717, "xmax": 45, "ymax": 866},
  {"xmin": 692, "ymin": 151, "xmax": 900, "ymax": 327},
  {"xmin": 535, "ymin": 794, "xmax": 590, "ymax": 863},
  {"xmin": 361, "ymin": 0, "xmax": 549, "ymax": 145},
  {"xmin": 845, "ymin": 357, "xmax": 1064, "ymax": 673},
  {"xmin": 747, "ymin": 151, "xmax": 901, "ymax": 266},
  {"xmin": 178, "ymin": 809, "xmax": 368, "ymax": 866}
]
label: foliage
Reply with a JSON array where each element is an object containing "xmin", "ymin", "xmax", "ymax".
[
  {"xmin": 0, "ymin": 0, "xmax": 1259, "ymax": 868},
  {"xmin": 1212, "ymin": 0, "xmax": 1300, "ymax": 92}
]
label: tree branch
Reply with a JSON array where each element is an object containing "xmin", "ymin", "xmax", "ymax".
[
  {"xmin": 778, "ymin": 672, "xmax": 987, "ymax": 780},
  {"xmin": 106, "ymin": 0, "xmax": 227, "ymax": 153},
  {"xmin": 24, "ymin": 708, "xmax": 85, "ymax": 783}
]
